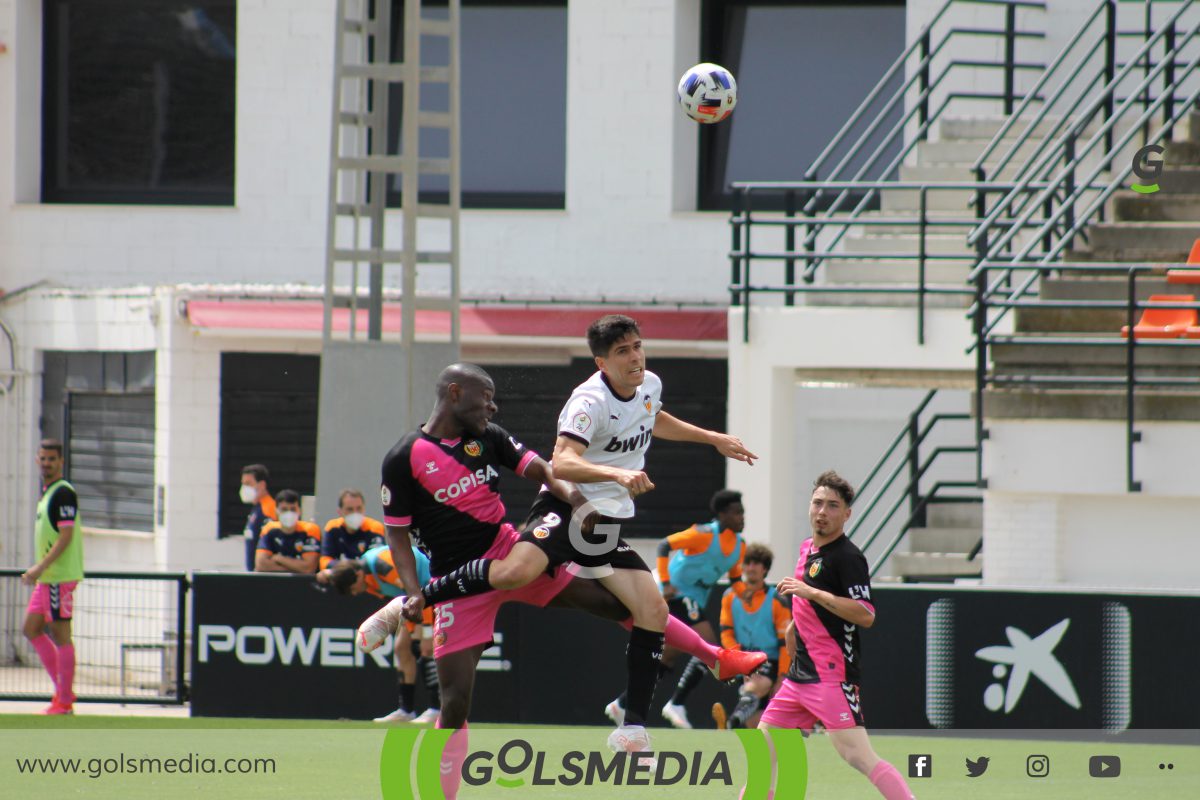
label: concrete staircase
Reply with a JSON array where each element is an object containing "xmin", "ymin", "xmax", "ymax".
[
  {"xmin": 811, "ymin": 116, "xmax": 1124, "ymax": 308},
  {"xmin": 987, "ymin": 113, "xmax": 1200, "ymax": 422},
  {"xmin": 885, "ymin": 500, "xmax": 982, "ymax": 583}
]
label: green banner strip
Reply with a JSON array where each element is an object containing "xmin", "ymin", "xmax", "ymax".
[
  {"xmin": 415, "ymin": 728, "xmax": 453, "ymax": 800},
  {"xmin": 379, "ymin": 728, "xmax": 420, "ymax": 800},
  {"xmin": 734, "ymin": 729, "xmax": 772, "ymax": 800},
  {"xmin": 766, "ymin": 729, "xmax": 808, "ymax": 798}
]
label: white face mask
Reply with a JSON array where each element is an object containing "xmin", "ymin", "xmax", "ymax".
[
  {"xmin": 278, "ymin": 511, "xmax": 300, "ymax": 529},
  {"xmin": 343, "ymin": 513, "xmax": 364, "ymax": 531},
  {"xmin": 239, "ymin": 484, "xmax": 258, "ymax": 505}
]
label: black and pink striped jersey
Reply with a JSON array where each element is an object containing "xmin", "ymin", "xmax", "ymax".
[
  {"xmin": 785, "ymin": 534, "xmax": 876, "ymax": 685},
  {"xmin": 380, "ymin": 423, "xmax": 538, "ymax": 575}
]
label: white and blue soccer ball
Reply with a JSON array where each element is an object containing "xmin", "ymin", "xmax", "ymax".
[{"xmin": 676, "ymin": 63, "xmax": 737, "ymax": 124}]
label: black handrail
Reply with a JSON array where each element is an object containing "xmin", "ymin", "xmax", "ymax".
[
  {"xmin": 868, "ymin": 480, "xmax": 984, "ymax": 576},
  {"xmin": 845, "ymin": 390, "xmax": 980, "ymax": 578},
  {"xmin": 806, "ymin": 0, "xmax": 1047, "ymax": 185},
  {"xmin": 794, "ymin": 1, "xmax": 1049, "ymax": 275},
  {"xmin": 968, "ymin": 29, "xmax": 1200, "ymax": 348},
  {"xmin": 969, "ymin": 0, "xmax": 1198, "ymax": 251},
  {"xmin": 972, "ymin": 1, "xmax": 1113, "ymax": 180},
  {"xmin": 729, "ymin": 179, "xmax": 1106, "ymax": 343},
  {"xmin": 973, "ymin": 261, "xmax": 1200, "ymax": 493}
]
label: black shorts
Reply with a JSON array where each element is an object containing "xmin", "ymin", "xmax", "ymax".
[
  {"xmin": 517, "ymin": 492, "xmax": 651, "ymax": 572},
  {"xmin": 667, "ymin": 595, "xmax": 705, "ymax": 625}
]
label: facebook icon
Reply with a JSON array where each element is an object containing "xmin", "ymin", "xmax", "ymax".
[{"xmin": 908, "ymin": 754, "xmax": 933, "ymax": 778}]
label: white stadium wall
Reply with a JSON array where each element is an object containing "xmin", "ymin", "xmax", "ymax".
[
  {"xmin": 0, "ymin": 0, "xmax": 729, "ymax": 301},
  {"xmin": 726, "ymin": 304, "xmax": 984, "ymax": 579},
  {"xmin": 984, "ymin": 419, "xmax": 1200, "ymax": 590},
  {"xmin": 1, "ymin": 0, "xmax": 1199, "ymax": 594},
  {"xmin": 0, "ymin": 287, "xmax": 321, "ymax": 572}
]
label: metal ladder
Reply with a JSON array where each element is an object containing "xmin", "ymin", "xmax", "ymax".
[{"xmin": 322, "ymin": 0, "xmax": 461, "ymax": 347}]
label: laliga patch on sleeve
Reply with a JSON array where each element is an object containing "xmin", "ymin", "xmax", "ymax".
[
  {"xmin": 572, "ymin": 412, "xmax": 592, "ymax": 433},
  {"xmin": 380, "ymin": 484, "xmax": 392, "ymax": 506}
]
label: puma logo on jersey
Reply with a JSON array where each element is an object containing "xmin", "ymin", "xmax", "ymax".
[
  {"xmin": 602, "ymin": 425, "xmax": 653, "ymax": 453},
  {"xmin": 433, "ymin": 464, "xmax": 500, "ymax": 502}
]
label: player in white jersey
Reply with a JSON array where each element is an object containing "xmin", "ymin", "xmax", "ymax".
[{"xmin": 416, "ymin": 315, "xmax": 760, "ymax": 755}]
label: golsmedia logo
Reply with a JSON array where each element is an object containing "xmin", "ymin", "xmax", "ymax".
[
  {"xmin": 378, "ymin": 728, "xmax": 808, "ymax": 799},
  {"xmin": 1131, "ymin": 144, "xmax": 1165, "ymax": 194},
  {"xmin": 462, "ymin": 739, "xmax": 731, "ymax": 787}
]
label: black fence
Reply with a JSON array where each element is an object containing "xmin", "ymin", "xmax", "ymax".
[
  {"xmin": 10, "ymin": 566, "xmax": 1195, "ymax": 729},
  {"xmin": 191, "ymin": 571, "xmax": 740, "ymax": 722},
  {"xmin": 0, "ymin": 569, "xmax": 187, "ymax": 704}
]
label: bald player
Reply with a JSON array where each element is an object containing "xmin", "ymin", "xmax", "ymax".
[{"xmin": 360, "ymin": 363, "xmax": 758, "ymax": 799}]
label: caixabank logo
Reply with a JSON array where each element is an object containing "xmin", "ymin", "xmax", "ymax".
[{"xmin": 377, "ymin": 728, "xmax": 808, "ymax": 799}]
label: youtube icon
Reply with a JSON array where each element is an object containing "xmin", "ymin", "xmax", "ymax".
[{"xmin": 1089, "ymin": 755, "xmax": 1121, "ymax": 778}]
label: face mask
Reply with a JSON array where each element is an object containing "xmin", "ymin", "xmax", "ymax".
[
  {"xmin": 278, "ymin": 511, "xmax": 299, "ymax": 529},
  {"xmin": 239, "ymin": 485, "xmax": 258, "ymax": 504},
  {"xmin": 344, "ymin": 513, "xmax": 364, "ymax": 531}
]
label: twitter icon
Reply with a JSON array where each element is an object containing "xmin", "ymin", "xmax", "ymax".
[{"xmin": 966, "ymin": 757, "xmax": 990, "ymax": 777}]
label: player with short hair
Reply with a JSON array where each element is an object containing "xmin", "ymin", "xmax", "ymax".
[
  {"xmin": 319, "ymin": 488, "xmax": 387, "ymax": 571},
  {"xmin": 363, "ymin": 362, "xmax": 756, "ymax": 800},
  {"xmin": 239, "ymin": 464, "xmax": 276, "ymax": 571},
  {"xmin": 414, "ymin": 316, "xmax": 763, "ymax": 755},
  {"xmin": 253, "ymin": 490, "xmax": 321, "ymax": 573},
  {"xmin": 22, "ymin": 439, "xmax": 83, "ymax": 715},
  {"xmin": 710, "ymin": 542, "xmax": 790, "ymax": 730},
  {"xmin": 759, "ymin": 471, "xmax": 914, "ymax": 800},
  {"xmin": 606, "ymin": 487, "xmax": 748, "ymax": 729}
]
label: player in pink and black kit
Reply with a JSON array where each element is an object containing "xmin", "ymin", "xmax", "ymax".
[
  {"xmin": 760, "ymin": 470, "xmax": 914, "ymax": 800},
  {"xmin": 361, "ymin": 363, "xmax": 744, "ymax": 800}
]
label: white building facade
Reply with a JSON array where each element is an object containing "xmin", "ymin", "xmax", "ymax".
[{"xmin": 3, "ymin": 0, "xmax": 1194, "ymax": 590}]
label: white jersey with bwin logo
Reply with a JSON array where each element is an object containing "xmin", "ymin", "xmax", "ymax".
[{"xmin": 554, "ymin": 369, "xmax": 663, "ymax": 519}]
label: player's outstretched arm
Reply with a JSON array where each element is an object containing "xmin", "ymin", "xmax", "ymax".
[
  {"xmin": 386, "ymin": 524, "xmax": 426, "ymax": 622},
  {"xmin": 552, "ymin": 436, "xmax": 655, "ymax": 496},
  {"xmin": 523, "ymin": 456, "xmax": 585, "ymax": 507},
  {"xmin": 652, "ymin": 411, "xmax": 758, "ymax": 465}
]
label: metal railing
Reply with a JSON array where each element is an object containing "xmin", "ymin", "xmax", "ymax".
[
  {"xmin": 969, "ymin": 0, "xmax": 1200, "ymax": 275},
  {"xmin": 787, "ymin": 0, "xmax": 1047, "ymax": 276},
  {"xmin": 845, "ymin": 390, "xmax": 981, "ymax": 577},
  {"xmin": 975, "ymin": 262, "xmax": 1200, "ymax": 493},
  {"xmin": 0, "ymin": 570, "xmax": 189, "ymax": 704},
  {"xmin": 729, "ymin": 1, "xmax": 1200, "ymax": 345},
  {"xmin": 729, "ymin": 179, "xmax": 1108, "ymax": 343}
]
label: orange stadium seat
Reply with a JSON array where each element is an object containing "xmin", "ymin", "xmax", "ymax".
[
  {"xmin": 1166, "ymin": 238, "xmax": 1200, "ymax": 284},
  {"xmin": 1120, "ymin": 294, "xmax": 1197, "ymax": 339}
]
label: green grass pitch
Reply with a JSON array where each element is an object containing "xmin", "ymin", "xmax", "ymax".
[{"xmin": 0, "ymin": 715, "xmax": 1195, "ymax": 799}]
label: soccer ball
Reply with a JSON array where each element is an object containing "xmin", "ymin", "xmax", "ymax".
[{"xmin": 677, "ymin": 63, "xmax": 737, "ymax": 124}]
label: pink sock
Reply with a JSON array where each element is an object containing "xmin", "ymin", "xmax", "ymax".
[
  {"xmin": 30, "ymin": 635, "xmax": 59, "ymax": 691},
  {"xmin": 435, "ymin": 719, "xmax": 468, "ymax": 800},
  {"xmin": 619, "ymin": 617, "xmax": 719, "ymax": 667},
  {"xmin": 56, "ymin": 643, "xmax": 76, "ymax": 704},
  {"xmin": 664, "ymin": 617, "xmax": 719, "ymax": 667},
  {"xmin": 868, "ymin": 760, "xmax": 913, "ymax": 800}
]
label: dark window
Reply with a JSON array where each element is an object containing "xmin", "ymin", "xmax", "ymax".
[
  {"xmin": 41, "ymin": 352, "xmax": 157, "ymax": 532},
  {"xmin": 389, "ymin": 0, "xmax": 567, "ymax": 209},
  {"xmin": 698, "ymin": 1, "xmax": 905, "ymax": 210},
  {"xmin": 42, "ymin": 0, "xmax": 237, "ymax": 205},
  {"xmin": 218, "ymin": 353, "xmax": 320, "ymax": 538}
]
